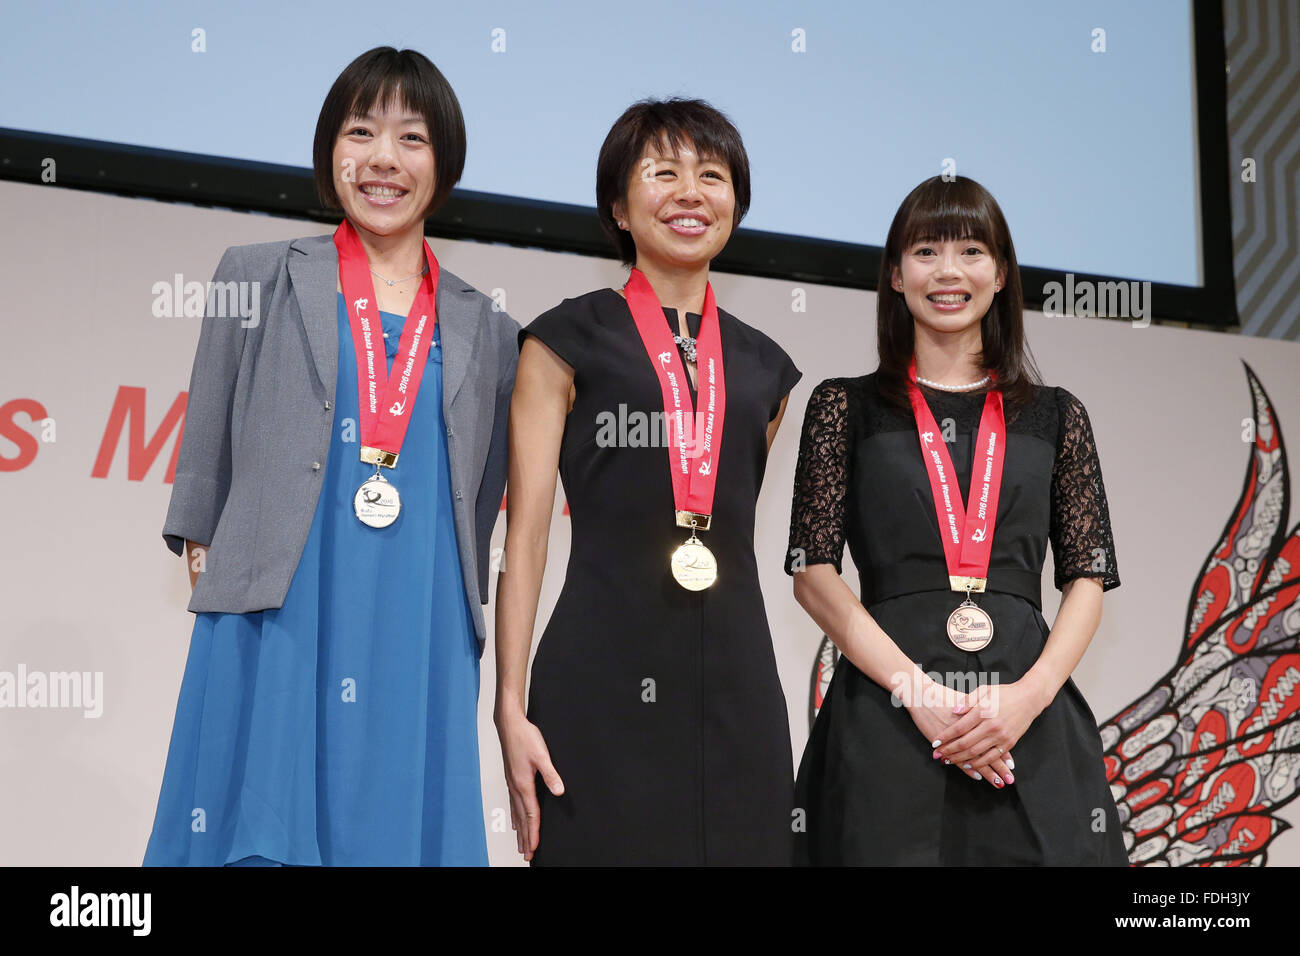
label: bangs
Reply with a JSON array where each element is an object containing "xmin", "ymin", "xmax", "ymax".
[
  {"xmin": 644, "ymin": 123, "xmax": 731, "ymax": 170},
  {"xmin": 344, "ymin": 76, "xmax": 423, "ymax": 128},
  {"xmin": 897, "ymin": 179, "xmax": 1000, "ymax": 251}
]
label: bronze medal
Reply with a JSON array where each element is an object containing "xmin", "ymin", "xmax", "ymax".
[{"xmin": 946, "ymin": 597, "xmax": 994, "ymax": 652}]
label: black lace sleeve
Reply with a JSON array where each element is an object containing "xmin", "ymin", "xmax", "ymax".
[
  {"xmin": 1050, "ymin": 388, "xmax": 1121, "ymax": 592},
  {"xmin": 785, "ymin": 379, "xmax": 851, "ymax": 575}
]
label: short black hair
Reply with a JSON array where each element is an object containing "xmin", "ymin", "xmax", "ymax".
[
  {"xmin": 313, "ymin": 47, "xmax": 466, "ymax": 221},
  {"xmin": 595, "ymin": 98, "xmax": 751, "ymax": 265}
]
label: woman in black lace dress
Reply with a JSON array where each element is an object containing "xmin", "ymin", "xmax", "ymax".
[{"xmin": 785, "ymin": 176, "xmax": 1128, "ymax": 865}]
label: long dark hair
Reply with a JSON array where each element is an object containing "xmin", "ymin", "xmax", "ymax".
[{"xmin": 876, "ymin": 176, "xmax": 1041, "ymax": 416}]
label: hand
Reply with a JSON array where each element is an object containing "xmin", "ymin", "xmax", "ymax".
[
  {"xmin": 902, "ymin": 675, "xmax": 1013, "ymax": 788},
  {"xmin": 957, "ymin": 739, "xmax": 1016, "ymax": 790},
  {"xmin": 496, "ymin": 710, "xmax": 565, "ymax": 862},
  {"xmin": 901, "ymin": 673, "xmax": 969, "ymax": 762},
  {"xmin": 932, "ymin": 679, "xmax": 1048, "ymax": 787}
]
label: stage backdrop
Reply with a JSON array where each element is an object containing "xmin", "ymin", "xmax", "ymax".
[{"xmin": 3, "ymin": 179, "xmax": 1299, "ymax": 866}]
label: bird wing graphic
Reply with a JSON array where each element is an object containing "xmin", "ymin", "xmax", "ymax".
[{"xmin": 1101, "ymin": 364, "xmax": 1300, "ymax": 866}]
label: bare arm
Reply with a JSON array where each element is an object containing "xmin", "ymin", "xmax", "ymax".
[
  {"xmin": 1023, "ymin": 576, "xmax": 1104, "ymax": 709},
  {"xmin": 493, "ymin": 335, "xmax": 572, "ymax": 860},
  {"xmin": 793, "ymin": 564, "xmax": 926, "ymax": 700},
  {"xmin": 494, "ymin": 336, "xmax": 570, "ymax": 722}
]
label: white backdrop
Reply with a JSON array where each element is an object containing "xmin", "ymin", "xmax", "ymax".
[{"xmin": 2, "ymin": 179, "xmax": 1298, "ymax": 866}]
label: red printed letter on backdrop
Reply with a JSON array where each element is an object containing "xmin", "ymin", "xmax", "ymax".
[
  {"xmin": 0, "ymin": 398, "xmax": 50, "ymax": 472},
  {"xmin": 91, "ymin": 386, "xmax": 187, "ymax": 483}
]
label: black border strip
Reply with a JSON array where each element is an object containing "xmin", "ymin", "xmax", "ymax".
[{"xmin": 0, "ymin": 2, "xmax": 1236, "ymax": 328}]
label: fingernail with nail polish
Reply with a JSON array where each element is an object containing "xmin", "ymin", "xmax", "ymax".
[{"xmin": 962, "ymin": 763, "xmax": 972, "ymax": 770}]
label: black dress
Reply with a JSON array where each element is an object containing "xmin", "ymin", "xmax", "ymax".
[
  {"xmin": 520, "ymin": 288, "xmax": 802, "ymax": 865},
  {"xmin": 785, "ymin": 373, "xmax": 1129, "ymax": 866}
]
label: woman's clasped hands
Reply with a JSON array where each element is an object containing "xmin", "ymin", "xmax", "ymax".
[{"xmin": 901, "ymin": 671, "xmax": 1048, "ymax": 790}]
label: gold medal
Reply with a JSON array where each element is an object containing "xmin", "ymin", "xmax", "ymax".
[
  {"xmin": 946, "ymin": 590, "xmax": 994, "ymax": 652},
  {"xmin": 671, "ymin": 529, "xmax": 717, "ymax": 590}
]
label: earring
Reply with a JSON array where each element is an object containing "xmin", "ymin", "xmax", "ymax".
[{"xmin": 618, "ymin": 220, "xmax": 627, "ymax": 229}]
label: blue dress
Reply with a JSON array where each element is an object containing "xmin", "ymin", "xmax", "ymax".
[{"xmin": 144, "ymin": 292, "xmax": 487, "ymax": 867}]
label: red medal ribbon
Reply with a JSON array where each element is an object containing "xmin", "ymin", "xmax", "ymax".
[
  {"xmin": 906, "ymin": 359, "xmax": 1006, "ymax": 583},
  {"xmin": 623, "ymin": 268, "xmax": 726, "ymax": 519},
  {"xmin": 334, "ymin": 219, "xmax": 440, "ymax": 460}
]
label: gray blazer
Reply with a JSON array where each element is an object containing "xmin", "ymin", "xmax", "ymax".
[{"xmin": 162, "ymin": 233, "xmax": 519, "ymax": 651}]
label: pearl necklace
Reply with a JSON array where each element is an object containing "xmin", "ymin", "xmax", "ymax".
[{"xmin": 915, "ymin": 374, "xmax": 991, "ymax": 392}]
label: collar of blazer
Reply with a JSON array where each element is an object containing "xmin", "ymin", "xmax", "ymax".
[{"xmin": 286, "ymin": 232, "xmax": 480, "ymax": 410}]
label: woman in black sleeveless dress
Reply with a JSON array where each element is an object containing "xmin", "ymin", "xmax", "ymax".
[
  {"xmin": 786, "ymin": 176, "xmax": 1129, "ymax": 866},
  {"xmin": 495, "ymin": 99, "xmax": 801, "ymax": 865}
]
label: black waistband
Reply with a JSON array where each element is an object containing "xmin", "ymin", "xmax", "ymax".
[{"xmin": 860, "ymin": 563, "xmax": 1042, "ymax": 611}]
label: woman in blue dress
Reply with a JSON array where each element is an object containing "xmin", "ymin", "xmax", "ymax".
[{"xmin": 144, "ymin": 48, "xmax": 519, "ymax": 866}]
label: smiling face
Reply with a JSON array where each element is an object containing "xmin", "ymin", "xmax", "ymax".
[
  {"xmin": 891, "ymin": 237, "xmax": 1007, "ymax": 336},
  {"xmin": 612, "ymin": 135, "xmax": 735, "ymax": 273},
  {"xmin": 330, "ymin": 95, "xmax": 436, "ymax": 242}
]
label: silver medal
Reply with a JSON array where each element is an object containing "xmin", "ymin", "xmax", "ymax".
[{"xmin": 353, "ymin": 470, "xmax": 402, "ymax": 528}]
